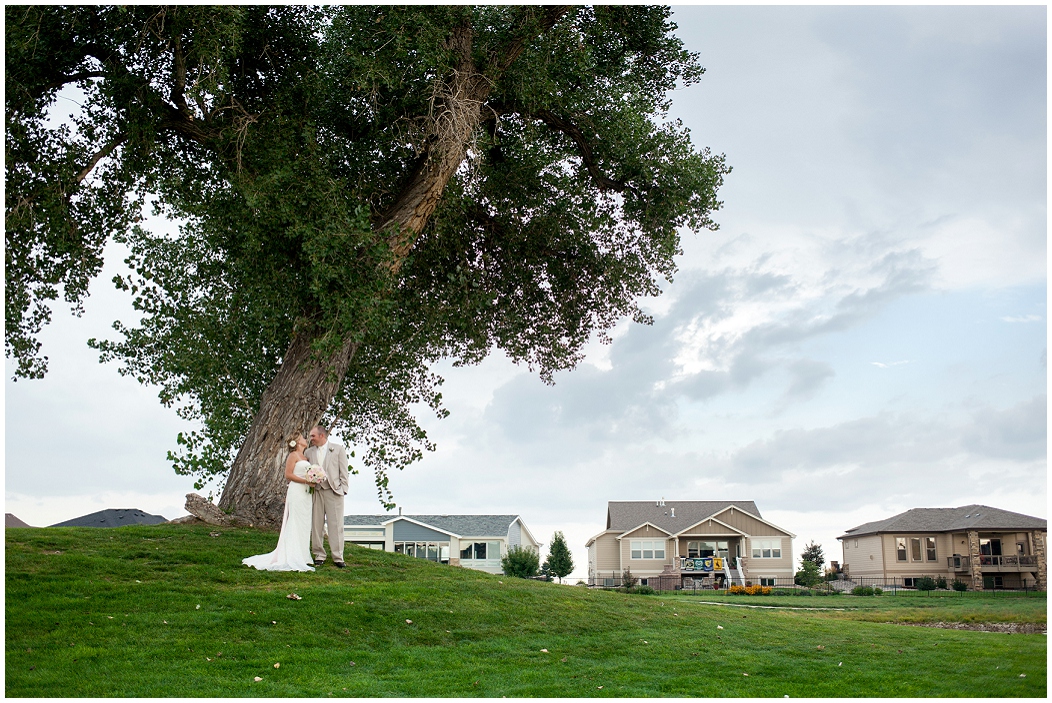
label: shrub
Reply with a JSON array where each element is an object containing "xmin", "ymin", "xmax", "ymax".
[
  {"xmin": 851, "ymin": 585, "xmax": 884, "ymax": 596},
  {"xmin": 794, "ymin": 560, "xmax": 823, "ymax": 588},
  {"xmin": 916, "ymin": 577, "xmax": 937, "ymax": 591},
  {"xmin": 621, "ymin": 568, "xmax": 637, "ymax": 589},
  {"xmin": 952, "ymin": 579, "xmax": 968, "ymax": 592},
  {"xmin": 728, "ymin": 584, "xmax": 771, "ymax": 595},
  {"xmin": 934, "ymin": 577, "xmax": 947, "ymax": 589},
  {"xmin": 630, "ymin": 585, "xmax": 656, "ymax": 595},
  {"xmin": 501, "ymin": 545, "xmax": 539, "ymax": 579}
]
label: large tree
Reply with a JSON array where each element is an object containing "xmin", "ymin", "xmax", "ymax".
[{"xmin": 6, "ymin": 5, "xmax": 728, "ymax": 526}]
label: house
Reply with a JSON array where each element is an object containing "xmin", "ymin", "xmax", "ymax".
[
  {"xmin": 343, "ymin": 513, "xmax": 541, "ymax": 574},
  {"xmin": 586, "ymin": 500, "xmax": 796, "ymax": 590},
  {"xmin": 838, "ymin": 504, "xmax": 1047, "ymax": 591},
  {"xmin": 6, "ymin": 513, "xmax": 33, "ymax": 528},
  {"xmin": 49, "ymin": 508, "xmax": 168, "ymax": 528}
]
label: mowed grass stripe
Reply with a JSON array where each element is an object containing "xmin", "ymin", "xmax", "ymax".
[{"xmin": 6, "ymin": 524, "xmax": 1045, "ymax": 697}]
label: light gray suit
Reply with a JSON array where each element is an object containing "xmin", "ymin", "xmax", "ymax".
[{"xmin": 305, "ymin": 441, "xmax": 349, "ymax": 564}]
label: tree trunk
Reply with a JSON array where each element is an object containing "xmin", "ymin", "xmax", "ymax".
[
  {"xmin": 213, "ymin": 332, "xmax": 358, "ymax": 526},
  {"xmin": 188, "ymin": 10, "xmax": 572, "ymax": 526}
]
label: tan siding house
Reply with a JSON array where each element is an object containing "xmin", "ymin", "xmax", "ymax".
[
  {"xmin": 838, "ymin": 505, "xmax": 1046, "ymax": 591},
  {"xmin": 586, "ymin": 500, "xmax": 795, "ymax": 590}
]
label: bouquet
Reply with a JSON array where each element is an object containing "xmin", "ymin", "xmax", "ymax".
[{"xmin": 305, "ymin": 465, "xmax": 326, "ymax": 494}]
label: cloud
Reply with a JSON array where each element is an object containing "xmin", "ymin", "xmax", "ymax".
[
  {"xmin": 1001, "ymin": 315, "xmax": 1043, "ymax": 324},
  {"xmin": 870, "ymin": 360, "xmax": 910, "ymax": 369}
]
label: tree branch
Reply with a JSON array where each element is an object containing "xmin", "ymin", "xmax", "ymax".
[
  {"xmin": 170, "ymin": 33, "xmax": 191, "ymax": 117},
  {"xmin": 43, "ymin": 70, "xmax": 107, "ymax": 92},
  {"xmin": 75, "ymin": 133, "xmax": 128, "ymax": 184}
]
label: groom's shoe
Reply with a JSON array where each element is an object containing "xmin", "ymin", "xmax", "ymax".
[
  {"xmin": 313, "ymin": 559, "xmax": 326, "ymax": 567},
  {"xmin": 334, "ymin": 561, "xmax": 346, "ymax": 569}
]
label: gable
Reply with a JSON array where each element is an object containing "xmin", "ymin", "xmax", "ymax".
[
  {"xmin": 676, "ymin": 517, "xmax": 743, "ymax": 537},
  {"xmin": 391, "ymin": 518, "xmax": 456, "ymax": 541},
  {"xmin": 710, "ymin": 505, "xmax": 794, "ymax": 538},
  {"xmin": 620, "ymin": 523, "xmax": 672, "ymax": 540}
]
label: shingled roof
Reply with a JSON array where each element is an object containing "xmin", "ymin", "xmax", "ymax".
[
  {"xmin": 6, "ymin": 513, "xmax": 32, "ymax": 528},
  {"xmin": 50, "ymin": 508, "xmax": 167, "ymax": 528},
  {"xmin": 840, "ymin": 505, "xmax": 1047, "ymax": 539},
  {"xmin": 344, "ymin": 514, "xmax": 523, "ymax": 538},
  {"xmin": 606, "ymin": 500, "xmax": 762, "ymax": 534}
]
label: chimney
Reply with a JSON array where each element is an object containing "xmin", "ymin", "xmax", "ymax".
[
  {"xmin": 399, "ymin": 507, "xmax": 402, "ymax": 516},
  {"xmin": 671, "ymin": 507, "xmax": 676, "ymax": 518}
]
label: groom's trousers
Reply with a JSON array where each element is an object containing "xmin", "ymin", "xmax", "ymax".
[{"xmin": 311, "ymin": 487, "xmax": 345, "ymax": 563}]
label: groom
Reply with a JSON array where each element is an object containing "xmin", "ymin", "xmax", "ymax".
[{"xmin": 306, "ymin": 425, "xmax": 349, "ymax": 568}]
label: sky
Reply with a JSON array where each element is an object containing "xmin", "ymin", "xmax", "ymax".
[{"xmin": 5, "ymin": 5, "xmax": 1047, "ymax": 581}]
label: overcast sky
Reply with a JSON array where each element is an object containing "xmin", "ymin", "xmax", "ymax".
[{"xmin": 6, "ymin": 5, "xmax": 1046, "ymax": 580}]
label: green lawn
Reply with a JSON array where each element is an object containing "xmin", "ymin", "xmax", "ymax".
[{"xmin": 6, "ymin": 525, "xmax": 1046, "ymax": 697}]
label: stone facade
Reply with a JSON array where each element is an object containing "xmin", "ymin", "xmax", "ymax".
[
  {"xmin": 967, "ymin": 530, "xmax": 983, "ymax": 591},
  {"xmin": 1034, "ymin": 530, "xmax": 1047, "ymax": 591}
]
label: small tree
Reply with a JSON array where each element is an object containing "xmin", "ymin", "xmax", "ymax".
[
  {"xmin": 541, "ymin": 531, "xmax": 575, "ymax": 584},
  {"xmin": 800, "ymin": 541, "xmax": 825, "ymax": 569},
  {"xmin": 501, "ymin": 546, "xmax": 539, "ymax": 579},
  {"xmin": 621, "ymin": 568, "xmax": 637, "ymax": 589},
  {"xmin": 794, "ymin": 560, "xmax": 823, "ymax": 588},
  {"xmin": 916, "ymin": 577, "xmax": 937, "ymax": 591}
]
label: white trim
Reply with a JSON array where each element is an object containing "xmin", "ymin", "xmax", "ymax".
[
  {"xmin": 710, "ymin": 505, "xmax": 797, "ymax": 539},
  {"xmin": 585, "ymin": 529, "xmax": 619, "ymax": 547},
  {"xmin": 379, "ymin": 515, "xmax": 462, "ymax": 539},
  {"xmin": 512, "ymin": 516, "xmax": 541, "ymax": 548},
  {"xmin": 615, "ymin": 522, "xmax": 674, "ymax": 539},
  {"xmin": 673, "ymin": 516, "xmax": 749, "ymax": 538}
]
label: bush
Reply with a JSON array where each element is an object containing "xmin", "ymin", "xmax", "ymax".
[
  {"xmin": 500, "ymin": 545, "xmax": 539, "ymax": 579},
  {"xmin": 952, "ymin": 579, "xmax": 968, "ymax": 592},
  {"xmin": 851, "ymin": 585, "xmax": 883, "ymax": 596},
  {"xmin": 794, "ymin": 560, "xmax": 823, "ymax": 588},
  {"xmin": 621, "ymin": 568, "xmax": 637, "ymax": 589},
  {"xmin": 629, "ymin": 585, "xmax": 656, "ymax": 595},
  {"xmin": 916, "ymin": 577, "xmax": 937, "ymax": 591},
  {"xmin": 728, "ymin": 584, "xmax": 772, "ymax": 595},
  {"xmin": 934, "ymin": 577, "xmax": 947, "ymax": 589}
]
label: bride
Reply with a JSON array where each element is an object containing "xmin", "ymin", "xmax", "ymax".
[{"xmin": 242, "ymin": 432, "xmax": 318, "ymax": 572}]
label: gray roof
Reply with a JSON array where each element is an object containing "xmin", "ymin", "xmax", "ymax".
[
  {"xmin": 6, "ymin": 513, "xmax": 32, "ymax": 528},
  {"xmin": 50, "ymin": 508, "xmax": 167, "ymax": 528},
  {"xmin": 606, "ymin": 501, "xmax": 762, "ymax": 534},
  {"xmin": 344, "ymin": 514, "xmax": 522, "ymax": 537},
  {"xmin": 840, "ymin": 505, "xmax": 1047, "ymax": 539}
]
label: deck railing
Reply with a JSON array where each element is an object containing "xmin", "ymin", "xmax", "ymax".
[{"xmin": 947, "ymin": 554, "xmax": 1039, "ymax": 570}]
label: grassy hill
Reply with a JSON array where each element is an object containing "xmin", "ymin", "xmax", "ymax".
[{"xmin": 5, "ymin": 524, "xmax": 1046, "ymax": 697}]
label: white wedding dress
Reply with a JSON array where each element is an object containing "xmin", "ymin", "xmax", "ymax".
[{"xmin": 242, "ymin": 460, "xmax": 315, "ymax": 572}]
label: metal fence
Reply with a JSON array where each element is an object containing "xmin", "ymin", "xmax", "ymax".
[{"xmin": 588, "ymin": 572, "xmax": 1045, "ymax": 596}]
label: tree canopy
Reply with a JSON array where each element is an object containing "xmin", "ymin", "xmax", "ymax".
[
  {"xmin": 542, "ymin": 531, "xmax": 575, "ymax": 583},
  {"xmin": 6, "ymin": 6, "xmax": 728, "ymax": 512}
]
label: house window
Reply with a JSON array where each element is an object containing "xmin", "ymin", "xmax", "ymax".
[
  {"xmin": 751, "ymin": 539, "xmax": 782, "ymax": 559},
  {"xmin": 460, "ymin": 541, "xmax": 501, "ymax": 561},
  {"xmin": 395, "ymin": 541, "xmax": 450, "ymax": 563},
  {"xmin": 925, "ymin": 537, "xmax": 936, "ymax": 562},
  {"xmin": 910, "ymin": 537, "xmax": 922, "ymax": 562},
  {"xmin": 1017, "ymin": 542, "xmax": 1027, "ymax": 555},
  {"xmin": 640, "ymin": 578, "xmax": 649, "ymax": 586},
  {"xmin": 896, "ymin": 537, "xmax": 908, "ymax": 562},
  {"xmin": 979, "ymin": 538, "xmax": 1002, "ymax": 556},
  {"xmin": 854, "ymin": 539, "xmax": 858, "ymax": 548},
  {"xmin": 760, "ymin": 578, "xmax": 776, "ymax": 586},
  {"xmin": 630, "ymin": 540, "xmax": 666, "ymax": 560},
  {"xmin": 688, "ymin": 540, "xmax": 728, "ymax": 558},
  {"xmin": 903, "ymin": 577, "xmax": 915, "ymax": 588}
]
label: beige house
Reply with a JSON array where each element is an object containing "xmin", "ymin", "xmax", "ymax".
[
  {"xmin": 838, "ymin": 504, "xmax": 1047, "ymax": 591},
  {"xmin": 586, "ymin": 500, "xmax": 795, "ymax": 590},
  {"xmin": 343, "ymin": 513, "xmax": 540, "ymax": 575}
]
